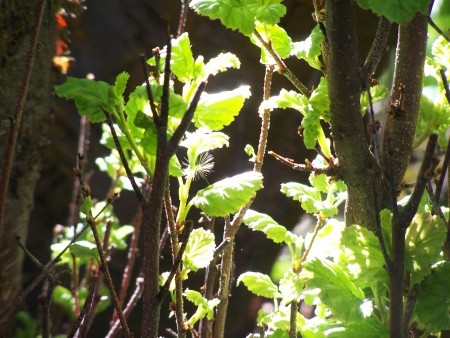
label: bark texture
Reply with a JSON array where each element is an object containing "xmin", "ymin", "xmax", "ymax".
[
  {"xmin": 382, "ymin": 14, "xmax": 428, "ymax": 191},
  {"xmin": 325, "ymin": 0, "xmax": 377, "ymax": 231},
  {"xmin": 0, "ymin": 1, "xmax": 55, "ymax": 333}
]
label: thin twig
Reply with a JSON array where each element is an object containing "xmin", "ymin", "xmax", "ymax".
[
  {"xmin": 164, "ymin": 184, "xmax": 186, "ymax": 337},
  {"xmin": 157, "ymin": 222, "xmax": 193, "ymax": 303},
  {"xmin": 0, "ymin": 0, "xmax": 46, "ymax": 233},
  {"xmin": 427, "ymin": 16, "xmax": 450, "ymax": 42},
  {"xmin": 364, "ymin": 16, "xmax": 391, "ymax": 79},
  {"xmin": 399, "ymin": 134, "xmax": 439, "ymax": 228},
  {"xmin": 426, "ymin": 182, "xmax": 448, "ymax": 225},
  {"xmin": 76, "ymin": 162, "xmax": 132, "ymax": 338},
  {"xmin": 104, "ymin": 110, "xmax": 145, "ymax": 204},
  {"xmin": 268, "ymin": 150, "xmax": 339, "ymax": 177},
  {"xmin": 111, "ymin": 192, "xmax": 144, "ymax": 326},
  {"xmin": 440, "ymin": 69, "xmax": 450, "ymax": 105},
  {"xmin": 40, "ymin": 278, "xmax": 55, "ymax": 338},
  {"xmin": 140, "ymin": 54, "xmax": 159, "ymax": 124},
  {"xmin": 301, "ymin": 218, "xmax": 324, "ymax": 265},
  {"xmin": 367, "ymin": 87, "xmax": 382, "ymax": 166},
  {"xmin": 253, "ymin": 30, "xmax": 310, "ymax": 97},
  {"xmin": 288, "ymin": 300, "xmax": 297, "ymax": 338},
  {"xmin": 177, "ymin": 0, "xmax": 189, "ymax": 37},
  {"xmin": 167, "ymin": 81, "xmax": 207, "ymax": 155},
  {"xmin": 106, "ymin": 277, "xmax": 145, "ymax": 338},
  {"xmin": 434, "ymin": 137, "xmax": 450, "ymax": 202},
  {"xmin": 68, "ymin": 275, "xmax": 97, "ymax": 338}
]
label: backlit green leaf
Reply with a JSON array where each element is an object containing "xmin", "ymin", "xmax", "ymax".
[
  {"xmin": 293, "ymin": 25, "xmax": 324, "ymax": 70},
  {"xmin": 183, "ymin": 228, "xmax": 215, "ymax": 272},
  {"xmin": 414, "ymin": 261, "xmax": 450, "ymax": 332},
  {"xmin": 243, "ymin": 209, "xmax": 297, "ymax": 244},
  {"xmin": 302, "ymin": 258, "xmax": 365, "ymax": 323},
  {"xmin": 170, "ymin": 33, "xmax": 195, "ymax": 82},
  {"xmin": 205, "ymin": 52, "xmax": 240, "ymax": 76},
  {"xmin": 69, "ymin": 240, "xmax": 98, "ymax": 262},
  {"xmin": 405, "ymin": 206, "xmax": 446, "ymax": 285},
  {"xmin": 194, "ymin": 86, "xmax": 251, "ymax": 130},
  {"xmin": 192, "ymin": 171, "xmax": 263, "ymax": 217},
  {"xmin": 279, "ymin": 270, "xmax": 303, "ymax": 304},
  {"xmin": 55, "ymin": 77, "xmax": 114, "ymax": 123},
  {"xmin": 237, "ymin": 272, "xmax": 279, "ymax": 299},
  {"xmin": 354, "ymin": 0, "xmax": 431, "ymax": 24},
  {"xmin": 190, "ymin": 0, "xmax": 286, "ymax": 35},
  {"xmin": 339, "ymin": 225, "xmax": 388, "ymax": 288},
  {"xmin": 252, "ymin": 23, "xmax": 293, "ymax": 64}
]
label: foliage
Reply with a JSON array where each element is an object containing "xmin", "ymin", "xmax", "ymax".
[{"xmin": 14, "ymin": 1, "xmax": 450, "ymax": 337}]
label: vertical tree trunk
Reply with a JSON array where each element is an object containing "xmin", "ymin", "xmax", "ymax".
[
  {"xmin": 325, "ymin": 0, "xmax": 378, "ymax": 232},
  {"xmin": 0, "ymin": 1, "xmax": 55, "ymax": 334}
]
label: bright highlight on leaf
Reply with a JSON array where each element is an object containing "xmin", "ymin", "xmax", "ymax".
[
  {"xmin": 354, "ymin": 0, "xmax": 432, "ymax": 24},
  {"xmin": 192, "ymin": 171, "xmax": 263, "ymax": 217},
  {"xmin": 190, "ymin": 0, "xmax": 286, "ymax": 35},
  {"xmin": 237, "ymin": 272, "xmax": 280, "ymax": 299},
  {"xmin": 183, "ymin": 228, "xmax": 215, "ymax": 272},
  {"xmin": 243, "ymin": 209, "xmax": 297, "ymax": 244},
  {"xmin": 193, "ymin": 86, "xmax": 251, "ymax": 131}
]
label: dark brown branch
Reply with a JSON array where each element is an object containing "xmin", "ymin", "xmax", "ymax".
[
  {"xmin": 0, "ymin": 0, "xmax": 46, "ymax": 233},
  {"xmin": 168, "ymin": 81, "xmax": 207, "ymax": 156},
  {"xmin": 104, "ymin": 110, "xmax": 145, "ymax": 204},
  {"xmin": 426, "ymin": 182, "xmax": 447, "ymax": 226},
  {"xmin": 177, "ymin": 0, "xmax": 189, "ymax": 37},
  {"xmin": 76, "ymin": 162, "xmax": 132, "ymax": 338},
  {"xmin": 107, "ymin": 277, "xmax": 144, "ymax": 338},
  {"xmin": 364, "ymin": 16, "xmax": 391, "ymax": 80},
  {"xmin": 160, "ymin": 35, "xmax": 172, "ymax": 128},
  {"xmin": 40, "ymin": 278, "xmax": 55, "ymax": 338},
  {"xmin": 382, "ymin": 13, "xmax": 428, "ymax": 193},
  {"xmin": 253, "ymin": 30, "xmax": 309, "ymax": 97},
  {"xmin": 440, "ymin": 69, "xmax": 450, "ymax": 105},
  {"xmin": 402, "ymin": 284, "xmax": 419, "ymax": 337},
  {"xmin": 399, "ymin": 134, "xmax": 438, "ymax": 228},
  {"xmin": 157, "ymin": 222, "xmax": 193, "ymax": 303},
  {"xmin": 435, "ymin": 138, "xmax": 450, "ymax": 202},
  {"xmin": 427, "ymin": 16, "xmax": 450, "ymax": 42},
  {"xmin": 326, "ymin": 0, "xmax": 378, "ymax": 232},
  {"xmin": 141, "ymin": 54, "xmax": 160, "ymax": 124},
  {"xmin": 268, "ymin": 150, "xmax": 339, "ymax": 177}
]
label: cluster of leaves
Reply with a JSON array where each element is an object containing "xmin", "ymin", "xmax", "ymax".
[
  {"xmin": 38, "ymin": 0, "xmax": 450, "ymax": 336},
  {"xmin": 189, "ymin": 0, "xmax": 450, "ymax": 337},
  {"xmin": 53, "ymin": 31, "xmax": 266, "ymax": 332}
]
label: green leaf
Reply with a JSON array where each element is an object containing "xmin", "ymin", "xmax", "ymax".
[
  {"xmin": 379, "ymin": 209, "xmax": 393, "ymax": 256},
  {"xmin": 180, "ymin": 130, "xmax": 229, "ymax": 166},
  {"xmin": 110, "ymin": 225, "xmax": 134, "ymax": 250},
  {"xmin": 338, "ymin": 225, "xmax": 388, "ymax": 288},
  {"xmin": 302, "ymin": 258, "xmax": 365, "ymax": 323},
  {"xmin": 113, "ymin": 71, "xmax": 130, "ymax": 99},
  {"xmin": 293, "ymin": 25, "xmax": 324, "ymax": 70},
  {"xmin": 309, "ymin": 77, "xmax": 330, "ymax": 121},
  {"xmin": 183, "ymin": 228, "xmax": 215, "ymax": 272},
  {"xmin": 405, "ymin": 206, "xmax": 446, "ymax": 285},
  {"xmin": 265, "ymin": 89, "xmax": 306, "ymax": 112},
  {"xmin": 190, "ymin": 0, "xmax": 286, "ymax": 35},
  {"xmin": 252, "ymin": 23, "xmax": 293, "ymax": 64},
  {"xmin": 244, "ymin": 144, "xmax": 257, "ymax": 162},
  {"xmin": 170, "ymin": 33, "xmax": 195, "ymax": 82},
  {"xmin": 243, "ymin": 209, "xmax": 297, "ymax": 244},
  {"xmin": 432, "ymin": 35, "xmax": 450, "ymax": 71},
  {"xmin": 327, "ymin": 317, "xmax": 389, "ymax": 338},
  {"xmin": 69, "ymin": 240, "xmax": 98, "ymax": 262},
  {"xmin": 237, "ymin": 272, "xmax": 279, "ymax": 299},
  {"xmin": 281, "ymin": 182, "xmax": 321, "ymax": 214},
  {"xmin": 193, "ymin": 86, "xmax": 251, "ymax": 131},
  {"xmin": 205, "ymin": 52, "xmax": 241, "ymax": 76},
  {"xmin": 55, "ymin": 77, "xmax": 115, "ymax": 123},
  {"xmin": 184, "ymin": 289, "xmax": 220, "ymax": 326},
  {"xmin": 80, "ymin": 196, "xmax": 92, "ymax": 215},
  {"xmin": 354, "ymin": 0, "xmax": 431, "ymax": 24},
  {"xmin": 53, "ymin": 286, "xmax": 75, "ymax": 318},
  {"xmin": 414, "ymin": 261, "xmax": 450, "ymax": 332},
  {"xmin": 279, "ymin": 270, "xmax": 303, "ymax": 304},
  {"xmin": 192, "ymin": 171, "xmax": 263, "ymax": 217},
  {"xmin": 303, "ymin": 219, "xmax": 345, "ymax": 261},
  {"xmin": 360, "ymin": 85, "xmax": 388, "ymax": 115}
]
